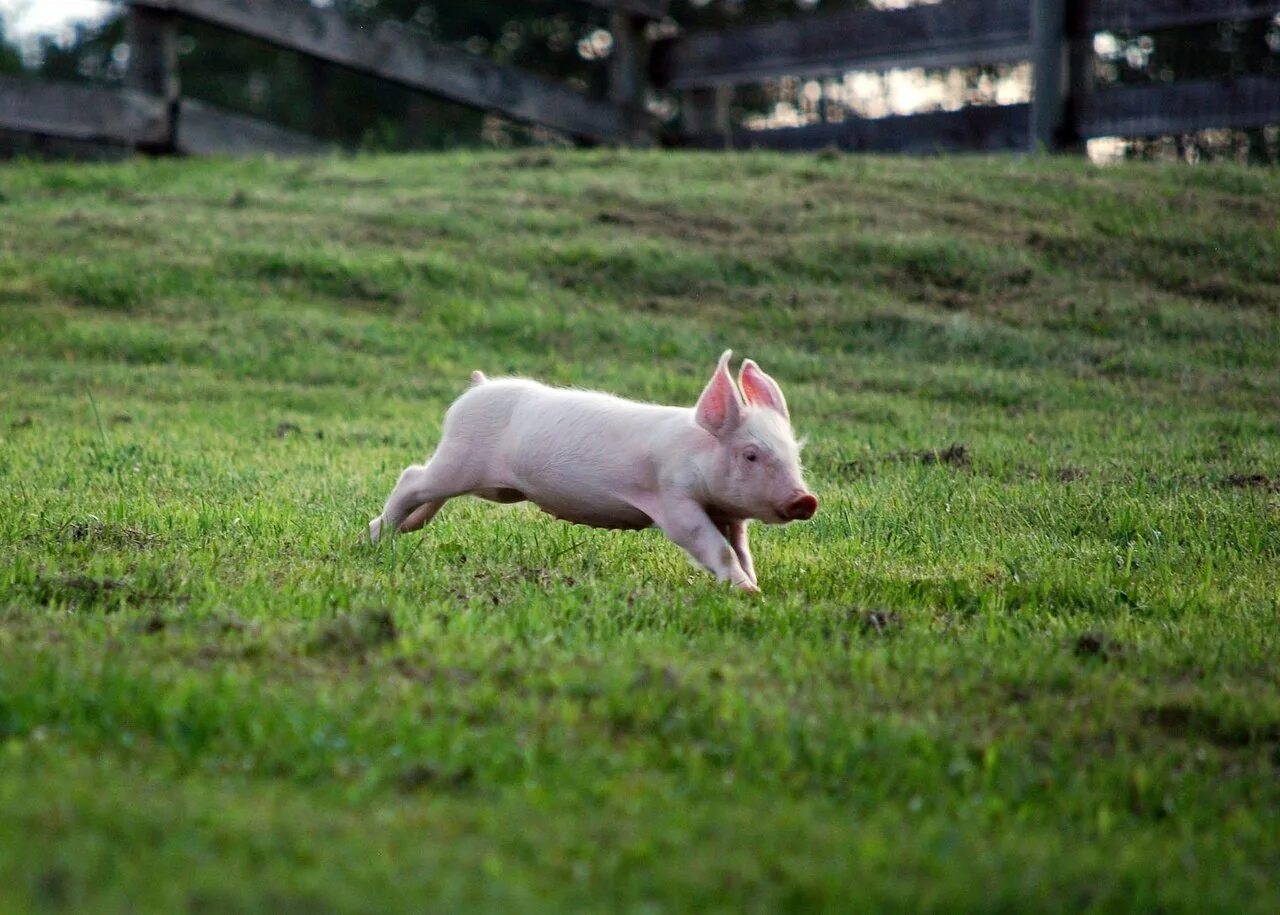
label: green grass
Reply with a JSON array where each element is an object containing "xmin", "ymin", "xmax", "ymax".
[{"xmin": 1, "ymin": 149, "xmax": 1279, "ymax": 913}]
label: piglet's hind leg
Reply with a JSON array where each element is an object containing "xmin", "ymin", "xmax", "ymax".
[{"xmin": 368, "ymin": 448, "xmax": 479, "ymax": 543}]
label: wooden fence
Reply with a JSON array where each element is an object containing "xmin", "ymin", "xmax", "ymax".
[
  {"xmin": 1, "ymin": 0, "xmax": 1278, "ymax": 157},
  {"xmin": 661, "ymin": 0, "xmax": 1280, "ymax": 152}
]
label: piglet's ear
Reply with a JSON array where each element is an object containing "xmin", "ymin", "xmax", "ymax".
[
  {"xmin": 695, "ymin": 350, "xmax": 742, "ymax": 437},
  {"xmin": 738, "ymin": 358, "xmax": 789, "ymax": 421}
]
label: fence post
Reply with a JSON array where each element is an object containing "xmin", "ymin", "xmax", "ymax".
[
  {"xmin": 1063, "ymin": 1, "xmax": 1092, "ymax": 152},
  {"xmin": 682, "ymin": 87, "xmax": 732, "ymax": 147},
  {"xmin": 608, "ymin": 12, "xmax": 653, "ymax": 147},
  {"xmin": 125, "ymin": 4, "xmax": 179, "ymax": 152},
  {"xmin": 1030, "ymin": 0, "xmax": 1068, "ymax": 152}
]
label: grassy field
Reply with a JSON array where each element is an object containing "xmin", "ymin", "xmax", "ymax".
[{"xmin": 1, "ymin": 149, "xmax": 1278, "ymax": 913}]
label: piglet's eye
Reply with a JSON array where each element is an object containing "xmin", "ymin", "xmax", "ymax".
[{"xmin": 744, "ymin": 450, "xmax": 758, "ymax": 462}]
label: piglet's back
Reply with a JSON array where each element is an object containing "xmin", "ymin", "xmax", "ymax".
[{"xmin": 454, "ymin": 378, "xmax": 687, "ymax": 483}]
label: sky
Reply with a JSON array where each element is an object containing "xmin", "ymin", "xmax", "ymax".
[{"xmin": 0, "ymin": 0, "xmax": 113, "ymax": 48}]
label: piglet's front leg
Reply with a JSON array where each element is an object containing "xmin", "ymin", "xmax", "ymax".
[
  {"xmin": 723, "ymin": 520, "xmax": 757, "ymax": 589},
  {"xmin": 655, "ymin": 497, "xmax": 758, "ymax": 592}
]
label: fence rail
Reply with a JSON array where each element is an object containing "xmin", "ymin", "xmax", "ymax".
[
  {"xmin": 1083, "ymin": 0, "xmax": 1280, "ymax": 32},
  {"xmin": 652, "ymin": 0, "xmax": 1032, "ymax": 89},
  {"xmin": 0, "ymin": 76, "xmax": 168, "ymax": 147},
  {"xmin": 1079, "ymin": 74, "xmax": 1280, "ymax": 138},
  {"xmin": 1, "ymin": 0, "xmax": 1278, "ymax": 159},
  {"xmin": 577, "ymin": 0, "xmax": 669, "ymax": 17},
  {"xmin": 176, "ymin": 98, "xmax": 332, "ymax": 155},
  {"xmin": 684, "ymin": 104, "xmax": 1032, "ymax": 155},
  {"xmin": 0, "ymin": 75, "xmax": 328, "ymax": 155}
]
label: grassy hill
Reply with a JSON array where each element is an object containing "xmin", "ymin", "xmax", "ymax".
[{"xmin": 1, "ymin": 149, "xmax": 1278, "ymax": 913}]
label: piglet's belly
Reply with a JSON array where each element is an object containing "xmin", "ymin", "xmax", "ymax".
[{"xmin": 529, "ymin": 494, "xmax": 653, "ymax": 530}]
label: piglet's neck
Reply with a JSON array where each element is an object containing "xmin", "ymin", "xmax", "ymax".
[{"xmin": 674, "ymin": 425, "xmax": 731, "ymax": 512}]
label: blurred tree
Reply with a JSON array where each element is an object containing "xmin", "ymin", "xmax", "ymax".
[{"xmin": 0, "ymin": 23, "xmax": 22, "ymax": 76}]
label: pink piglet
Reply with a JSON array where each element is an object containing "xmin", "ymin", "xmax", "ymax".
[{"xmin": 368, "ymin": 351, "xmax": 817, "ymax": 591}]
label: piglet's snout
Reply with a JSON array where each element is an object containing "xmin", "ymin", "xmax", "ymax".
[{"xmin": 780, "ymin": 492, "xmax": 819, "ymax": 521}]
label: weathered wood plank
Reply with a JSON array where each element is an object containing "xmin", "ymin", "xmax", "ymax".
[
  {"xmin": 0, "ymin": 128, "xmax": 134, "ymax": 161},
  {"xmin": 130, "ymin": 0, "xmax": 649, "ymax": 144},
  {"xmin": 1031, "ymin": 0, "xmax": 1068, "ymax": 150},
  {"xmin": 176, "ymin": 99, "xmax": 332, "ymax": 156},
  {"xmin": 573, "ymin": 0, "xmax": 668, "ymax": 19},
  {"xmin": 683, "ymin": 104, "xmax": 1031, "ymax": 155},
  {"xmin": 607, "ymin": 11, "xmax": 654, "ymax": 145},
  {"xmin": 1078, "ymin": 75, "xmax": 1280, "ymax": 137},
  {"xmin": 125, "ymin": 6, "xmax": 178, "ymax": 100},
  {"xmin": 1083, "ymin": 0, "xmax": 1280, "ymax": 33},
  {"xmin": 125, "ymin": 5, "xmax": 179, "ymax": 150},
  {"xmin": 652, "ymin": 0, "xmax": 1031, "ymax": 89},
  {"xmin": 0, "ymin": 75, "xmax": 335, "ymax": 156},
  {"xmin": 0, "ymin": 76, "xmax": 169, "ymax": 146},
  {"xmin": 681, "ymin": 86, "xmax": 731, "ymax": 143}
]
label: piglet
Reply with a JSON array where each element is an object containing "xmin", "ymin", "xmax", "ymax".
[{"xmin": 367, "ymin": 351, "xmax": 817, "ymax": 591}]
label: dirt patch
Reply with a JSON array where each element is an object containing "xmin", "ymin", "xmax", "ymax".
[
  {"xmin": 511, "ymin": 152, "xmax": 556, "ymax": 169},
  {"xmin": 820, "ymin": 608, "xmax": 903, "ymax": 645},
  {"xmin": 1225, "ymin": 472, "xmax": 1279, "ymax": 493},
  {"xmin": 1005, "ymin": 686, "xmax": 1032, "ymax": 705},
  {"xmin": 230, "ymin": 250, "xmax": 402, "ymax": 308},
  {"xmin": 311, "ymin": 609, "xmax": 398, "ymax": 656},
  {"xmin": 581, "ymin": 186, "xmax": 767, "ymax": 245},
  {"xmin": 460, "ymin": 567, "xmax": 581, "ymax": 598},
  {"xmin": 1073, "ymin": 631, "xmax": 1121, "ymax": 661},
  {"xmin": 1141, "ymin": 703, "xmax": 1280, "ymax": 749},
  {"xmin": 843, "ymin": 442, "xmax": 972, "ymax": 476},
  {"xmin": 916, "ymin": 443, "xmax": 971, "ymax": 468},
  {"xmin": 396, "ymin": 763, "xmax": 476, "ymax": 793},
  {"xmin": 858, "ymin": 609, "xmax": 904, "ymax": 635},
  {"xmin": 59, "ymin": 519, "xmax": 159, "ymax": 549},
  {"xmin": 34, "ymin": 867, "xmax": 71, "ymax": 908},
  {"xmin": 1057, "ymin": 466, "xmax": 1088, "ymax": 483},
  {"xmin": 393, "ymin": 660, "xmax": 479, "ymax": 687},
  {"xmin": 591, "ymin": 205, "xmax": 744, "ymax": 243},
  {"xmin": 309, "ymin": 176, "xmax": 391, "ymax": 190},
  {"xmin": 23, "ymin": 562, "xmax": 183, "ymax": 612},
  {"xmin": 1182, "ymin": 276, "xmax": 1268, "ymax": 306},
  {"xmin": 631, "ymin": 665, "xmax": 680, "ymax": 691},
  {"xmin": 27, "ymin": 573, "xmax": 130, "ymax": 611},
  {"xmin": 1027, "ymin": 230, "xmax": 1278, "ymax": 310}
]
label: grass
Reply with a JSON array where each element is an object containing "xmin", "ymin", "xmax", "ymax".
[{"xmin": 1, "ymin": 148, "xmax": 1278, "ymax": 913}]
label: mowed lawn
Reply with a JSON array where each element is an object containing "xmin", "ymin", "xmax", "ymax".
[{"xmin": 1, "ymin": 149, "xmax": 1278, "ymax": 913}]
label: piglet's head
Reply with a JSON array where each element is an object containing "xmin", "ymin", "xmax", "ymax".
[{"xmin": 694, "ymin": 350, "xmax": 818, "ymax": 525}]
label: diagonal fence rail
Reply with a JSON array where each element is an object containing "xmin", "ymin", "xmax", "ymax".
[{"xmin": 129, "ymin": 0, "xmax": 655, "ymax": 145}]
